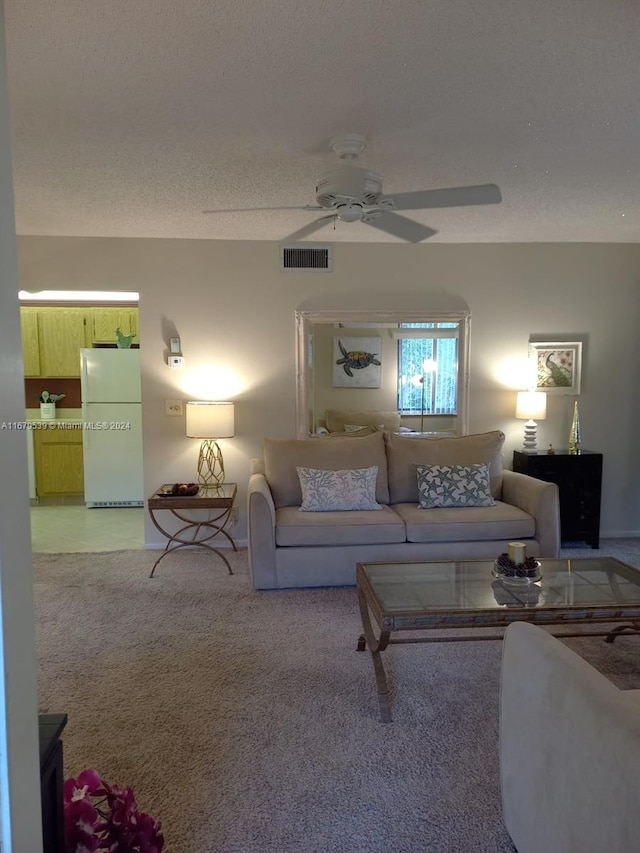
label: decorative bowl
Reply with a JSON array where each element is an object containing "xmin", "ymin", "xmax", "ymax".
[
  {"xmin": 492, "ymin": 559, "xmax": 542, "ymax": 585},
  {"xmin": 157, "ymin": 483, "xmax": 199, "ymax": 497}
]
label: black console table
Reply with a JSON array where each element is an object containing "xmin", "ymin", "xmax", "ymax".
[
  {"xmin": 39, "ymin": 713, "xmax": 67, "ymax": 853},
  {"xmin": 513, "ymin": 450, "xmax": 603, "ymax": 549}
]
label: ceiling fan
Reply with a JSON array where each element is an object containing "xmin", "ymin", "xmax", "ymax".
[{"xmin": 203, "ymin": 133, "xmax": 502, "ymax": 243}]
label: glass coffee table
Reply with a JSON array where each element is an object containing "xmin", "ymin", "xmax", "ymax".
[{"xmin": 356, "ymin": 557, "xmax": 640, "ymax": 722}]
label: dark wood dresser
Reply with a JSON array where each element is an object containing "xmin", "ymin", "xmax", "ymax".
[
  {"xmin": 39, "ymin": 713, "xmax": 67, "ymax": 853},
  {"xmin": 513, "ymin": 449, "xmax": 603, "ymax": 548}
]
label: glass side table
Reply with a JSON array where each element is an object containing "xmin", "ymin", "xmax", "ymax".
[{"xmin": 147, "ymin": 482, "xmax": 238, "ymax": 577}]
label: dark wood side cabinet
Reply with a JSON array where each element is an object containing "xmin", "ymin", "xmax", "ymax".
[
  {"xmin": 513, "ymin": 450, "xmax": 603, "ymax": 549},
  {"xmin": 39, "ymin": 713, "xmax": 67, "ymax": 853}
]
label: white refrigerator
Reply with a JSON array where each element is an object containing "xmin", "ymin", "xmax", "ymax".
[{"xmin": 80, "ymin": 348, "xmax": 144, "ymax": 507}]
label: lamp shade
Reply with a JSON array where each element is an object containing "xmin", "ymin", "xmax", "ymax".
[
  {"xmin": 185, "ymin": 401, "xmax": 235, "ymax": 438},
  {"xmin": 515, "ymin": 391, "xmax": 547, "ymax": 421}
]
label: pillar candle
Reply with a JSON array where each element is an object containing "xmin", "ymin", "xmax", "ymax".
[{"xmin": 508, "ymin": 542, "xmax": 527, "ymax": 564}]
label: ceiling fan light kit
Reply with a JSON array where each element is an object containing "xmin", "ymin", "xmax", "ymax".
[{"xmin": 315, "ymin": 164, "xmax": 383, "ymax": 208}]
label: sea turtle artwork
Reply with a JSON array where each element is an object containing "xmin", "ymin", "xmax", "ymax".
[{"xmin": 335, "ymin": 339, "xmax": 381, "ymax": 377}]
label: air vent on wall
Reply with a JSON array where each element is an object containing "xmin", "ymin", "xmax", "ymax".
[{"xmin": 280, "ymin": 244, "xmax": 332, "ymax": 272}]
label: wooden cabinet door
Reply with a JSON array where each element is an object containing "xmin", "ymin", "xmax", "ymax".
[
  {"xmin": 34, "ymin": 428, "xmax": 84, "ymax": 496},
  {"xmin": 127, "ymin": 308, "xmax": 139, "ymax": 341},
  {"xmin": 38, "ymin": 309, "xmax": 87, "ymax": 377},
  {"xmin": 20, "ymin": 307, "xmax": 41, "ymax": 376},
  {"xmin": 90, "ymin": 308, "xmax": 139, "ymax": 345}
]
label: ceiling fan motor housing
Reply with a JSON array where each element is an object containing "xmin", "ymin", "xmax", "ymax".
[{"xmin": 315, "ymin": 164, "xmax": 383, "ymax": 209}]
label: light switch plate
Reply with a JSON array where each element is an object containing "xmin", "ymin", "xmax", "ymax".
[
  {"xmin": 165, "ymin": 400, "xmax": 183, "ymax": 416},
  {"xmin": 167, "ymin": 355, "xmax": 185, "ymax": 368}
]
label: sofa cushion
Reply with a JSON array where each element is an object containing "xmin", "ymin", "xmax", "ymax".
[
  {"xmin": 416, "ymin": 463, "xmax": 495, "ymax": 508},
  {"xmin": 386, "ymin": 430, "xmax": 505, "ymax": 505},
  {"xmin": 393, "ymin": 500, "xmax": 534, "ymax": 543},
  {"xmin": 297, "ymin": 466, "xmax": 382, "ymax": 512},
  {"xmin": 275, "ymin": 505, "xmax": 406, "ymax": 547},
  {"xmin": 264, "ymin": 431, "xmax": 389, "ymax": 508},
  {"xmin": 325, "ymin": 409, "xmax": 401, "ymax": 433}
]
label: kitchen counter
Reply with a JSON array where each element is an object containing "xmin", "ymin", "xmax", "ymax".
[
  {"xmin": 26, "ymin": 419, "xmax": 82, "ymax": 426},
  {"xmin": 26, "ymin": 407, "xmax": 83, "ymax": 426}
]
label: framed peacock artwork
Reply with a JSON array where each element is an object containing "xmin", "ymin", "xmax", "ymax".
[{"xmin": 529, "ymin": 340, "xmax": 582, "ymax": 394}]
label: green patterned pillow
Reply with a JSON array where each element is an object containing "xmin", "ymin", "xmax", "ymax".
[
  {"xmin": 416, "ymin": 463, "xmax": 495, "ymax": 508},
  {"xmin": 296, "ymin": 466, "xmax": 382, "ymax": 512}
]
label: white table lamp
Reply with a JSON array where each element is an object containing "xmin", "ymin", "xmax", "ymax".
[
  {"xmin": 515, "ymin": 391, "xmax": 546, "ymax": 451},
  {"xmin": 186, "ymin": 401, "xmax": 235, "ymax": 488}
]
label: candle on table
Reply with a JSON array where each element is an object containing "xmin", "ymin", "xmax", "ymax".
[{"xmin": 508, "ymin": 542, "xmax": 527, "ymax": 564}]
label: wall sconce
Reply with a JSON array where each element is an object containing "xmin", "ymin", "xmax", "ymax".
[
  {"xmin": 515, "ymin": 391, "xmax": 546, "ymax": 451},
  {"xmin": 185, "ymin": 401, "xmax": 235, "ymax": 488}
]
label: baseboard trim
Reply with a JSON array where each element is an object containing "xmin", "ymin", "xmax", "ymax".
[{"xmin": 600, "ymin": 531, "xmax": 640, "ymax": 539}]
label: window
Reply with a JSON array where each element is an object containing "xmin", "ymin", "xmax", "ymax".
[{"xmin": 397, "ymin": 323, "xmax": 459, "ymax": 415}]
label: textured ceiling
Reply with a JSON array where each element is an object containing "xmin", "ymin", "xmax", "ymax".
[{"xmin": 4, "ymin": 0, "xmax": 640, "ymax": 243}]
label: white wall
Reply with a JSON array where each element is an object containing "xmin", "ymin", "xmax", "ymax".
[{"xmin": 16, "ymin": 237, "xmax": 640, "ymax": 542}]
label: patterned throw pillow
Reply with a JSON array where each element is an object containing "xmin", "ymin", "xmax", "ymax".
[
  {"xmin": 296, "ymin": 466, "xmax": 382, "ymax": 512},
  {"xmin": 415, "ymin": 463, "xmax": 496, "ymax": 508}
]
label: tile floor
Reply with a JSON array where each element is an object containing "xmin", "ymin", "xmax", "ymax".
[{"xmin": 30, "ymin": 504, "xmax": 145, "ymax": 552}]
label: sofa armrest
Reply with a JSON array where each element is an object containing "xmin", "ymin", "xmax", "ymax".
[
  {"xmin": 501, "ymin": 469, "xmax": 560, "ymax": 557},
  {"xmin": 500, "ymin": 621, "xmax": 640, "ymax": 853},
  {"xmin": 247, "ymin": 472, "xmax": 277, "ymax": 590}
]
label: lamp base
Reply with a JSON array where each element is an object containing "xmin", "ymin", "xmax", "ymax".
[
  {"xmin": 197, "ymin": 440, "xmax": 225, "ymax": 489},
  {"xmin": 522, "ymin": 419, "xmax": 538, "ymax": 451}
]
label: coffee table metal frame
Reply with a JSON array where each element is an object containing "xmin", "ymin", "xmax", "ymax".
[
  {"xmin": 356, "ymin": 557, "xmax": 640, "ymax": 722},
  {"xmin": 148, "ymin": 483, "xmax": 238, "ymax": 577}
]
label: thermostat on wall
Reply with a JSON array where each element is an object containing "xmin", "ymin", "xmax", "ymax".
[{"xmin": 167, "ymin": 355, "xmax": 185, "ymax": 368}]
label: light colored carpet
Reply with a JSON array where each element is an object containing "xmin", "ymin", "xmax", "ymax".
[{"xmin": 33, "ymin": 544, "xmax": 640, "ymax": 853}]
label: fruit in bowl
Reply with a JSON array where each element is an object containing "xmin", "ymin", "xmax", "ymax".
[{"xmin": 171, "ymin": 483, "xmax": 199, "ymax": 496}]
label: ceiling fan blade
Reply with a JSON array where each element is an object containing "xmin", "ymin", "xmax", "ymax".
[
  {"xmin": 388, "ymin": 184, "xmax": 502, "ymax": 211},
  {"xmin": 203, "ymin": 204, "xmax": 323, "ymax": 214},
  {"xmin": 363, "ymin": 212, "xmax": 436, "ymax": 243},
  {"xmin": 283, "ymin": 215, "xmax": 335, "ymax": 242}
]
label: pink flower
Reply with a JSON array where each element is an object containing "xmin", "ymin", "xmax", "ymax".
[
  {"xmin": 64, "ymin": 769, "xmax": 164, "ymax": 853},
  {"xmin": 64, "ymin": 797, "xmax": 100, "ymax": 853},
  {"xmin": 64, "ymin": 769, "xmax": 104, "ymax": 802}
]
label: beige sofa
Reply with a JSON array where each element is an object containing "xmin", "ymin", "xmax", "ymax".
[
  {"xmin": 247, "ymin": 429, "xmax": 560, "ymax": 590},
  {"xmin": 500, "ymin": 621, "xmax": 640, "ymax": 853}
]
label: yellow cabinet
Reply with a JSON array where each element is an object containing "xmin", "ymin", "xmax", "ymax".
[
  {"xmin": 20, "ymin": 307, "xmax": 41, "ymax": 377},
  {"xmin": 38, "ymin": 308, "xmax": 87, "ymax": 377},
  {"xmin": 20, "ymin": 305, "xmax": 139, "ymax": 378},
  {"xmin": 89, "ymin": 308, "xmax": 139, "ymax": 345},
  {"xmin": 34, "ymin": 426, "xmax": 84, "ymax": 497}
]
